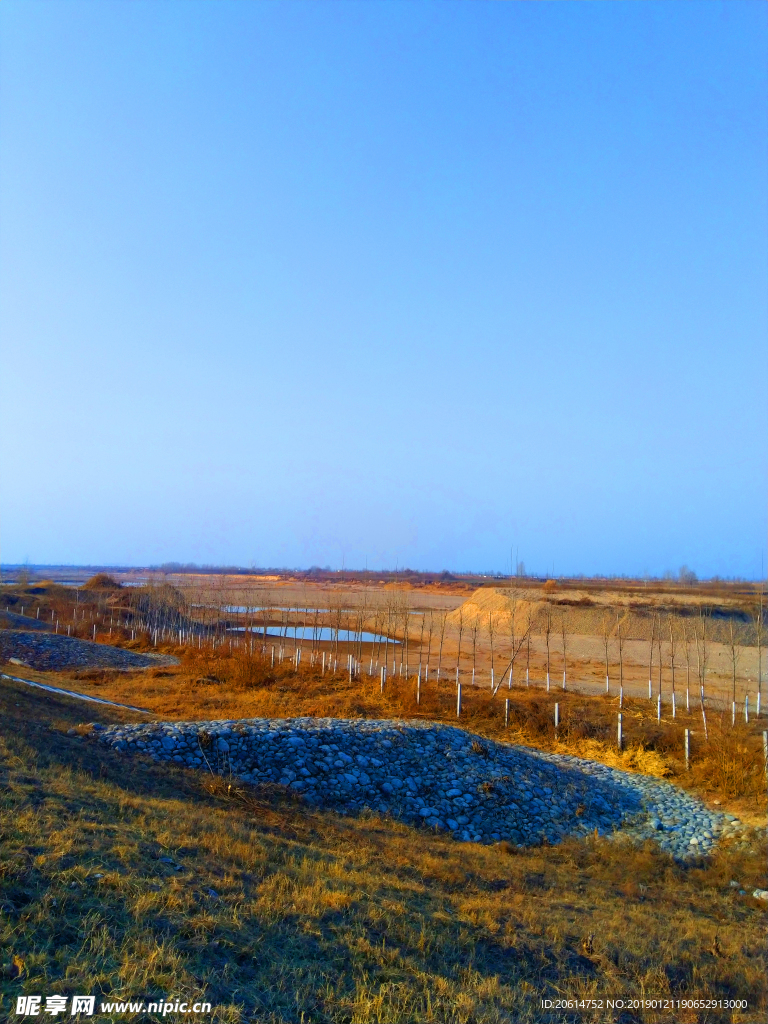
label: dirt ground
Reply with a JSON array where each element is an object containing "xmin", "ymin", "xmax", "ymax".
[
  {"xmin": 160, "ymin": 576, "xmax": 765, "ymax": 709},
  {"xmin": 2, "ymin": 572, "xmax": 762, "ymax": 709},
  {"xmin": 3, "ymin": 673, "xmax": 765, "ymax": 1023}
]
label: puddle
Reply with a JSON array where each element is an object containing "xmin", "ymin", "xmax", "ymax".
[
  {"xmin": 222, "ymin": 605, "xmax": 333, "ymax": 614},
  {"xmin": 229, "ymin": 625, "xmax": 400, "ymax": 645}
]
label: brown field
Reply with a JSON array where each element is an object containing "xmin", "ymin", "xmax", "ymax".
[
  {"xmin": 1, "ymin": 572, "xmax": 766, "ymax": 1021},
  {"xmin": 1, "ymin": 669, "xmax": 767, "ymax": 1022},
  {"xmin": 2, "ymin": 571, "xmax": 763, "ymax": 707},
  {"xmin": 11, "ymin": 634, "xmax": 766, "ymax": 824}
]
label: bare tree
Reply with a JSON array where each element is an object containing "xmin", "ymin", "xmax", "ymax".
[
  {"xmin": 668, "ymin": 615, "xmax": 678, "ymax": 718},
  {"xmin": 544, "ymin": 600, "xmax": 553, "ymax": 692},
  {"xmin": 262, "ymin": 598, "xmax": 270, "ymax": 659},
  {"xmin": 360, "ymin": 591, "xmax": 370, "ymax": 664},
  {"xmin": 493, "ymin": 611, "xmax": 531, "ymax": 697},
  {"xmin": 390, "ymin": 597, "xmax": 400, "ymax": 675},
  {"xmin": 506, "ymin": 591, "xmax": 519, "ymax": 689},
  {"xmin": 726, "ymin": 619, "xmax": 742, "ymax": 724},
  {"xmin": 436, "ymin": 610, "xmax": 448, "ymax": 689},
  {"xmin": 455, "ymin": 608, "xmax": 465, "ymax": 689},
  {"xmin": 682, "ymin": 618, "xmax": 692, "ymax": 711},
  {"xmin": 373, "ymin": 604, "xmax": 384, "ymax": 670},
  {"xmin": 312, "ymin": 606, "xmax": 320, "ymax": 662},
  {"xmin": 616, "ymin": 611, "xmax": 625, "ymax": 705},
  {"xmin": 356, "ymin": 604, "xmax": 365, "ymax": 665},
  {"xmin": 601, "ymin": 611, "xmax": 613, "ymax": 694},
  {"xmin": 525, "ymin": 608, "xmax": 532, "ymax": 687},
  {"xmin": 417, "ymin": 611, "xmax": 426, "ymax": 688},
  {"xmin": 695, "ymin": 608, "xmax": 709, "ymax": 740},
  {"xmin": 400, "ymin": 596, "xmax": 410, "ymax": 673},
  {"xmin": 752, "ymin": 584, "xmax": 764, "ymax": 717},
  {"xmin": 761, "ymin": 585, "xmax": 765, "ymax": 715},
  {"xmin": 560, "ymin": 610, "xmax": 569, "ymax": 690},
  {"xmin": 403, "ymin": 604, "xmax": 411, "ymax": 677},
  {"xmin": 332, "ymin": 602, "xmax": 344, "ymax": 668},
  {"xmin": 488, "ymin": 612, "xmax": 496, "ymax": 692},
  {"xmin": 382, "ymin": 599, "xmax": 393, "ymax": 677},
  {"xmin": 424, "ymin": 611, "xmax": 434, "ymax": 684},
  {"xmin": 395, "ymin": 603, "xmax": 405, "ymax": 675},
  {"xmin": 303, "ymin": 598, "xmax": 311, "ymax": 655},
  {"xmin": 647, "ymin": 613, "xmax": 656, "ymax": 700},
  {"xmin": 470, "ymin": 614, "xmax": 480, "ymax": 687}
]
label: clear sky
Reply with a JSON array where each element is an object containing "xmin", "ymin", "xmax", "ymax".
[{"xmin": 1, "ymin": 1, "xmax": 766, "ymax": 577}]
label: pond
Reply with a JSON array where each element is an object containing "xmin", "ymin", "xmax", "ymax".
[
  {"xmin": 222, "ymin": 605, "xmax": 332, "ymax": 614},
  {"xmin": 229, "ymin": 625, "xmax": 400, "ymax": 645}
]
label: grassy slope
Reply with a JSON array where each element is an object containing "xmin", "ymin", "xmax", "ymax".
[
  {"xmin": 0, "ymin": 676, "xmax": 766, "ymax": 1024},
  {"xmin": 34, "ymin": 641, "xmax": 768, "ymax": 822}
]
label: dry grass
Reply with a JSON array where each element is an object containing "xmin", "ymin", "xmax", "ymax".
[
  {"xmin": 46, "ymin": 640, "xmax": 768, "ymax": 821},
  {"xmin": 3, "ymin": 578, "xmax": 761, "ymax": 703},
  {"xmin": 1, "ymin": 675, "xmax": 766, "ymax": 1023}
]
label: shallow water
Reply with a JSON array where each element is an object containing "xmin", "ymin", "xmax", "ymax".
[
  {"xmin": 229, "ymin": 625, "xmax": 399, "ymax": 645},
  {"xmin": 222, "ymin": 605, "xmax": 332, "ymax": 615}
]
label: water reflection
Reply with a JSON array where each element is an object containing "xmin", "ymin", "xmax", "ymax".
[{"xmin": 229, "ymin": 625, "xmax": 400, "ymax": 644}]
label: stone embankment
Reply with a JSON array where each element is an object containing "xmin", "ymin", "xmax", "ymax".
[
  {"xmin": 86, "ymin": 717, "xmax": 753, "ymax": 859},
  {"xmin": 0, "ymin": 610, "xmax": 51, "ymax": 632},
  {"xmin": 0, "ymin": 630, "xmax": 177, "ymax": 672}
]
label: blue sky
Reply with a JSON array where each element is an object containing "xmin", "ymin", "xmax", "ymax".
[{"xmin": 1, "ymin": 1, "xmax": 766, "ymax": 577}]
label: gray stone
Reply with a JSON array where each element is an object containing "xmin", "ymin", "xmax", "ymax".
[{"xmin": 86, "ymin": 715, "xmax": 743, "ymax": 859}]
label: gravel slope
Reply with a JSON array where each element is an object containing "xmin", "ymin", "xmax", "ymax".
[
  {"xmin": 86, "ymin": 717, "xmax": 754, "ymax": 859},
  {"xmin": 0, "ymin": 630, "xmax": 177, "ymax": 671},
  {"xmin": 0, "ymin": 611, "xmax": 51, "ymax": 631}
]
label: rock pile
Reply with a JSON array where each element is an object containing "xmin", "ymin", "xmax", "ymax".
[
  {"xmin": 0, "ymin": 610, "xmax": 51, "ymax": 632},
  {"xmin": 87, "ymin": 717, "xmax": 750, "ymax": 859},
  {"xmin": 0, "ymin": 630, "xmax": 177, "ymax": 671}
]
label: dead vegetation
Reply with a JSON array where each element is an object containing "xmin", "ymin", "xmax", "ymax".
[
  {"xmin": 1, "ymin": 572, "xmax": 766, "ymax": 1020},
  {"xmin": 10, "ymin": 638, "xmax": 767, "ymax": 820},
  {"xmin": 0, "ymin": 676, "xmax": 766, "ymax": 1023}
]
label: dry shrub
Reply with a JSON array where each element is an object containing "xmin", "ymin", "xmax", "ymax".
[
  {"xmin": 560, "ymin": 703, "xmax": 611, "ymax": 741},
  {"xmin": 70, "ymin": 668, "xmax": 120, "ymax": 685},
  {"xmin": 191, "ymin": 675, "xmax": 222, "ymax": 687},
  {"xmin": 184, "ymin": 646, "xmax": 277, "ymax": 692},
  {"xmin": 506, "ymin": 699, "xmax": 555, "ymax": 738},
  {"xmin": 690, "ymin": 727, "xmax": 766, "ymax": 801},
  {"xmin": 565, "ymin": 739, "xmax": 673, "ymax": 778}
]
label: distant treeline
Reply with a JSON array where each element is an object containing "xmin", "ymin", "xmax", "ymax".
[
  {"xmin": 151, "ymin": 563, "xmax": 464, "ymax": 581},
  {"xmin": 0, "ymin": 563, "xmax": 763, "ymax": 587}
]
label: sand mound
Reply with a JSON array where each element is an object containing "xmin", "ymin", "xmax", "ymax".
[
  {"xmin": 446, "ymin": 589, "xmax": 545, "ymax": 632},
  {"xmin": 446, "ymin": 588, "xmax": 639, "ymax": 639},
  {"xmin": 82, "ymin": 573, "xmax": 122, "ymax": 591}
]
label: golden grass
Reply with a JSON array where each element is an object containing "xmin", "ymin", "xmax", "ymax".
[
  {"xmin": 1, "ymin": 676, "xmax": 766, "ymax": 1023},
  {"xmin": 558, "ymin": 739, "xmax": 672, "ymax": 778},
  {"xmin": 3, "ymin": 577, "xmax": 758, "ymax": 704},
  {"xmin": 48, "ymin": 639, "xmax": 768, "ymax": 819}
]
